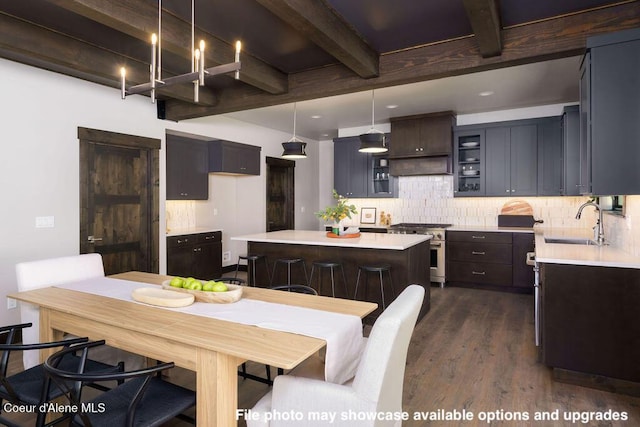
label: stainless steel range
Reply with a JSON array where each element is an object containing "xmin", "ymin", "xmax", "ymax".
[{"xmin": 388, "ymin": 223, "xmax": 451, "ymax": 286}]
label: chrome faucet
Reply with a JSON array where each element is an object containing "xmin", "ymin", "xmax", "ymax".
[{"xmin": 575, "ymin": 201, "xmax": 605, "ymax": 245}]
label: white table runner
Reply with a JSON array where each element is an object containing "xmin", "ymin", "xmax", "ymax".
[{"xmin": 55, "ymin": 277, "xmax": 363, "ymax": 384}]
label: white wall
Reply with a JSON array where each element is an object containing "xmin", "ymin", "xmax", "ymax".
[{"xmin": 0, "ymin": 58, "xmax": 320, "ymax": 326}]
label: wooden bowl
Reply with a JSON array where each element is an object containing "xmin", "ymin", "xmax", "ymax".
[{"xmin": 161, "ymin": 280, "xmax": 243, "ymax": 304}]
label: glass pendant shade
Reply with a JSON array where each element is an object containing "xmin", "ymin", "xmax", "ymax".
[{"xmin": 282, "ymin": 141, "xmax": 307, "ymax": 159}]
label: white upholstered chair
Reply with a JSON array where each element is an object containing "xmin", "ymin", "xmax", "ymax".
[
  {"xmin": 247, "ymin": 284, "xmax": 425, "ymax": 427},
  {"xmin": 15, "ymin": 253, "xmax": 144, "ymax": 370}
]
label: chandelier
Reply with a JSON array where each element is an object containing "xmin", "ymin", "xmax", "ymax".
[{"xmin": 120, "ymin": 0, "xmax": 242, "ymax": 103}]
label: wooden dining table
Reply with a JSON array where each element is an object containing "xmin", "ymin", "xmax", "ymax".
[{"xmin": 8, "ymin": 271, "xmax": 377, "ymax": 426}]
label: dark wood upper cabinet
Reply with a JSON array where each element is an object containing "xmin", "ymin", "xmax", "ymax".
[
  {"xmin": 389, "ymin": 112, "xmax": 454, "ymax": 158},
  {"xmin": 208, "ymin": 140, "xmax": 261, "ymax": 175},
  {"xmin": 166, "ymin": 135, "xmax": 208, "ymax": 200}
]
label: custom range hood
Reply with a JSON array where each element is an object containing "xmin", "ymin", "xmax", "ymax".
[{"xmin": 388, "ymin": 112, "xmax": 455, "ymax": 176}]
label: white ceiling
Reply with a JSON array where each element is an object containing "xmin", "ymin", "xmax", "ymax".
[{"xmin": 219, "ymin": 56, "xmax": 582, "ymax": 140}]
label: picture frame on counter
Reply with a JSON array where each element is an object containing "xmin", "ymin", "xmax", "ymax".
[{"xmin": 360, "ymin": 207, "xmax": 377, "ymax": 224}]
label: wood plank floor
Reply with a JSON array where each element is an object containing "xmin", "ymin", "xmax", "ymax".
[{"xmin": 5, "ymin": 286, "xmax": 640, "ymax": 426}]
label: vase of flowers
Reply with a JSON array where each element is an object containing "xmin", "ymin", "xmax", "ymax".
[{"xmin": 315, "ymin": 189, "xmax": 357, "ymax": 235}]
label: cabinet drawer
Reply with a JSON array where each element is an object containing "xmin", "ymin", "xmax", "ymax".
[
  {"xmin": 447, "ymin": 231, "xmax": 512, "ymax": 244},
  {"xmin": 447, "ymin": 261, "xmax": 512, "ymax": 286},
  {"xmin": 167, "ymin": 235, "xmax": 195, "ymax": 248},
  {"xmin": 448, "ymin": 242, "xmax": 512, "ymax": 264},
  {"xmin": 196, "ymin": 231, "xmax": 221, "ymax": 244}
]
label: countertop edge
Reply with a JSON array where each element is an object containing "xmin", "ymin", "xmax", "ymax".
[
  {"xmin": 231, "ymin": 230, "xmax": 431, "ymax": 250},
  {"xmin": 166, "ymin": 227, "xmax": 223, "ymax": 237},
  {"xmin": 448, "ymin": 225, "xmax": 535, "ymax": 233}
]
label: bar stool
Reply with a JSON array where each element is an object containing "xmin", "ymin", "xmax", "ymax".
[
  {"xmin": 354, "ymin": 263, "xmax": 396, "ymax": 310},
  {"xmin": 270, "ymin": 258, "xmax": 308, "ymax": 286},
  {"xmin": 235, "ymin": 254, "xmax": 269, "ymax": 286},
  {"xmin": 309, "ymin": 261, "xmax": 348, "ymax": 298}
]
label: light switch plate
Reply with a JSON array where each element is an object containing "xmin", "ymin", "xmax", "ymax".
[
  {"xmin": 7, "ymin": 298, "xmax": 16, "ymax": 310},
  {"xmin": 35, "ymin": 216, "xmax": 55, "ymax": 228}
]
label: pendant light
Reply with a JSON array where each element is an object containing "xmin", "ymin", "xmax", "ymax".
[
  {"xmin": 359, "ymin": 90, "xmax": 387, "ymax": 153},
  {"xmin": 281, "ymin": 103, "xmax": 307, "ymax": 159}
]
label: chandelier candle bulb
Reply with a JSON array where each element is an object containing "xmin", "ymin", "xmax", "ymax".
[
  {"xmin": 199, "ymin": 40, "xmax": 205, "ymax": 85},
  {"xmin": 150, "ymin": 33, "xmax": 157, "ymax": 103},
  {"xmin": 235, "ymin": 40, "xmax": 241, "ymax": 79},
  {"xmin": 120, "ymin": 67, "xmax": 126, "ymax": 99}
]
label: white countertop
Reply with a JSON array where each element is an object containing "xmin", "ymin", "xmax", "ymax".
[
  {"xmin": 534, "ymin": 227, "xmax": 640, "ymax": 269},
  {"xmin": 166, "ymin": 227, "xmax": 223, "ymax": 237},
  {"xmin": 231, "ymin": 230, "xmax": 431, "ymax": 250},
  {"xmin": 448, "ymin": 225, "xmax": 535, "ymax": 234}
]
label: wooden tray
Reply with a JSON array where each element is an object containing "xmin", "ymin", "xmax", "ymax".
[
  {"xmin": 161, "ymin": 280, "xmax": 243, "ymax": 303},
  {"xmin": 326, "ymin": 232, "xmax": 361, "ymax": 238},
  {"xmin": 132, "ymin": 287, "xmax": 195, "ymax": 307}
]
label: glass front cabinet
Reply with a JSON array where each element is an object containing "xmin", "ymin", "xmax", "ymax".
[
  {"xmin": 454, "ymin": 130, "xmax": 485, "ymax": 196},
  {"xmin": 371, "ymin": 154, "xmax": 395, "ymax": 197}
]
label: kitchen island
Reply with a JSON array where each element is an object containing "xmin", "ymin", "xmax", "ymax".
[{"xmin": 232, "ymin": 230, "xmax": 431, "ymax": 322}]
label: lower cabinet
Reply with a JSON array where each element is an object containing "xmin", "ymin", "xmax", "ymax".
[
  {"xmin": 446, "ymin": 230, "xmax": 533, "ymax": 290},
  {"xmin": 541, "ymin": 263, "xmax": 640, "ymax": 386},
  {"xmin": 167, "ymin": 231, "xmax": 222, "ymax": 280}
]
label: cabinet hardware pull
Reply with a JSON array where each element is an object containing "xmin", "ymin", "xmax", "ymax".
[
  {"xmin": 472, "ymin": 271, "xmax": 486, "ymax": 275},
  {"xmin": 87, "ymin": 235, "xmax": 103, "ymax": 243},
  {"xmin": 177, "ymin": 238, "xmax": 189, "ymax": 244},
  {"xmin": 471, "ymin": 251, "xmax": 486, "ymax": 255},
  {"xmin": 471, "ymin": 235, "xmax": 485, "ymax": 239}
]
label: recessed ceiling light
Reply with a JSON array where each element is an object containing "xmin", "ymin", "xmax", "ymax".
[
  {"xmin": 311, "ymin": 115, "xmax": 322, "ymax": 119},
  {"xmin": 479, "ymin": 91, "xmax": 494, "ymax": 97},
  {"xmin": 321, "ymin": 133, "xmax": 329, "ymax": 137},
  {"xmin": 386, "ymin": 104, "xmax": 399, "ymax": 109}
]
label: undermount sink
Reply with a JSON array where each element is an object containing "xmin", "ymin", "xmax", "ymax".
[{"xmin": 544, "ymin": 237, "xmax": 598, "ymax": 245}]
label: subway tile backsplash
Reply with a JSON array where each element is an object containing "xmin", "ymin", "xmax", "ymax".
[
  {"xmin": 348, "ymin": 176, "xmax": 640, "ymax": 257},
  {"xmin": 349, "ymin": 176, "xmax": 594, "ymax": 228}
]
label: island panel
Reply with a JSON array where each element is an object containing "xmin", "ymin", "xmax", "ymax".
[{"xmin": 247, "ymin": 240, "xmax": 430, "ymax": 323}]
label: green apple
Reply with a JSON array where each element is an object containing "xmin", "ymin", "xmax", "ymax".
[
  {"xmin": 189, "ymin": 280, "xmax": 203, "ymax": 291},
  {"xmin": 211, "ymin": 282, "xmax": 228, "ymax": 292},
  {"xmin": 169, "ymin": 277, "xmax": 184, "ymax": 288},
  {"xmin": 203, "ymin": 281, "xmax": 216, "ymax": 292}
]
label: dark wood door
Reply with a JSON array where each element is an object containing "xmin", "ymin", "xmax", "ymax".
[
  {"xmin": 79, "ymin": 127, "xmax": 160, "ymax": 275},
  {"xmin": 266, "ymin": 157, "xmax": 295, "ymax": 232}
]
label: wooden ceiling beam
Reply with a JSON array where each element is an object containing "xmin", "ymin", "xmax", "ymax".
[
  {"xmin": 43, "ymin": 0, "xmax": 288, "ymax": 94},
  {"xmin": 255, "ymin": 0, "xmax": 379, "ymax": 78},
  {"xmin": 0, "ymin": 12, "xmax": 217, "ymax": 105},
  {"xmin": 462, "ymin": 0, "xmax": 502, "ymax": 57},
  {"xmin": 164, "ymin": 1, "xmax": 640, "ymax": 120}
]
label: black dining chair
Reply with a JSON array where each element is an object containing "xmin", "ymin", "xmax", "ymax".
[
  {"xmin": 0, "ymin": 322, "xmax": 124, "ymax": 427},
  {"xmin": 269, "ymin": 284, "xmax": 318, "ymax": 295},
  {"xmin": 43, "ymin": 340, "xmax": 196, "ymax": 427}
]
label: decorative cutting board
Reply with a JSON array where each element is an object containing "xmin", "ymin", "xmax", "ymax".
[{"xmin": 500, "ymin": 200, "xmax": 533, "ymax": 216}]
